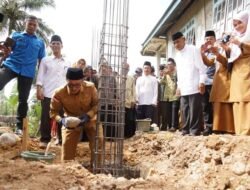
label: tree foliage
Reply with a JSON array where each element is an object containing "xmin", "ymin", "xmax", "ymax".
[
  {"xmin": 0, "ymin": 80, "xmax": 18, "ymax": 115},
  {"xmin": 0, "ymin": 0, "xmax": 56, "ymax": 45}
]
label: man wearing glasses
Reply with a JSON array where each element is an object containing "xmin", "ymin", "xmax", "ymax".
[
  {"xmin": 36, "ymin": 35, "xmax": 70, "ymax": 148},
  {"xmin": 50, "ymin": 67, "xmax": 103, "ymax": 166}
]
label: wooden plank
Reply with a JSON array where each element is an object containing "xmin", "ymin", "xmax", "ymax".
[{"xmin": 21, "ymin": 118, "xmax": 29, "ymax": 151}]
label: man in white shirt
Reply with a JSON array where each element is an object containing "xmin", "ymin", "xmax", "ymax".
[
  {"xmin": 136, "ymin": 61, "xmax": 158, "ymax": 122},
  {"xmin": 172, "ymin": 32, "xmax": 206, "ymax": 136},
  {"xmin": 36, "ymin": 35, "xmax": 71, "ymax": 147}
]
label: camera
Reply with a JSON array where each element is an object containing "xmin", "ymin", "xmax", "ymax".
[
  {"xmin": 0, "ymin": 37, "xmax": 15, "ymax": 48},
  {"xmin": 4, "ymin": 37, "xmax": 15, "ymax": 48},
  {"xmin": 221, "ymin": 35, "xmax": 231, "ymax": 44}
]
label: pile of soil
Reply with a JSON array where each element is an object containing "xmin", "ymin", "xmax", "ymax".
[{"xmin": 0, "ymin": 131, "xmax": 249, "ymax": 190}]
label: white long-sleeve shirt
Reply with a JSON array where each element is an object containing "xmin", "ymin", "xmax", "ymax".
[
  {"xmin": 36, "ymin": 56, "xmax": 71, "ymax": 98},
  {"xmin": 136, "ymin": 75, "xmax": 158, "ymax": 105},
  {"xmin": 175, "ymin": 44, "xmax": 207, "ymax": 96}
]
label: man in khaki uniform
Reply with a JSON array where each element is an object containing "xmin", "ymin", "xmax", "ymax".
[
  {"xmin": 124, "ymin": 63, "xmax": 136, "ymax": 138},
  {"xmin": 50, "ymin": 67, "xmax": 103, "ymax": 165}
]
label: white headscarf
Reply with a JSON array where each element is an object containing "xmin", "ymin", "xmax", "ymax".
[
  {"xmin": 229, "ymin": 10, "xmax": 250, "ymax": 63},
  {"xmin": 233, "ymin": 10, "xmax": 250, "ymax": 42}
]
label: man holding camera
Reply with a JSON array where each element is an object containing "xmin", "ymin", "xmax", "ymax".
[
  {"xmin": 200, "ymin": 31, "xmax": 216, "ymax": 135},
  {"xmin": 50, "ymin": 67, "xmax": 103, "ymax": 165},
  {"xmin": 0, "ymin": 15, "xmax": 46, "ymax": 135},
  {"xmin": 200, "ymin": 30, "xmax": 234, "ymax": 134}
]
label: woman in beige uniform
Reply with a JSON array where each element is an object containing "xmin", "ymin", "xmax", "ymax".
[
  {"xmin": 201, "ymin": 31, "xmax": 234, "ymax": 134},
  {"xmin": 228, "ymin": 11, "xmax": 250, "ymax": 135}
]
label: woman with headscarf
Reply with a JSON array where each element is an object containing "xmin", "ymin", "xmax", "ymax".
[
  {"xmin": 227, "ymin": 10, "xmax": 250, "ymax": 135},
  {"xmin": 201, "ymin": 31, "xmax": 235, "ymax": 134}
]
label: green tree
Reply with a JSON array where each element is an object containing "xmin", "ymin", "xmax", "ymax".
[
  {"xmin": 28, "ymin": 96, "xmax": 42, "ymax": 137},
  {"xmin": 0, "ymin": 91, "xmax": 6, "ymax": 115},
  {"xmin": 0, "ymin": 81, "xmax": 17, "ymax": 116},
  {"xmin": 8, "ymin": 82, "xmax": 18, "ymax": 115},
  {"xmin": 0, "ymin": 0, "xmax": 55, "ymax": 44}
]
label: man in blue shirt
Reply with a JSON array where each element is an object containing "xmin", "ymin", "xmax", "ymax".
[{"xmin": 0, "ymin": 15, "xmax": 46, "ymax": 135}]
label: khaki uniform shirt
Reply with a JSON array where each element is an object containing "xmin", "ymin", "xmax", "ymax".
[
  {"xmin": 230, "ymin": 42, "xmax": 250, "ymax": 102},
  {"xmin": 125, "ymin": 75, "xmax": 136, "ymax": 108},
  {"xmin": 50, "ymin": 81, "xmax": 98, "ymax": 122},
  {"xmin": 160, "ymin": 72, "xmax": 179, "ymax": 102},
  {"xmin": 209, "ymin": 54, "xmax": 231, "ymax": 103}
]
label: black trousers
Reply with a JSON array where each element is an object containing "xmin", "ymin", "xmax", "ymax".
[
  {"xmin": 136, "ymin": 105, "xmax": 154, "ymax": 121},
  {"xmin": 170, "ymin": 100, "xmax": 180, "ymax": 129},
  {"xmin": 159, "ymin": 101, "xmax": 168, "ymax": 130},
  {"xmin": 124, "ymin": 107, "xmax": 136, "ymax": 138},
  {"xmin": 100, "ymin": 105, "xmax": 116, "ymax": 138},
  {"xmin": 40, "ymin": 97, "xmax": 63, "ymax": 143},
  {"xmin": 181, "ymin": 93, "xmax": 203, "ymax": 135},
  {"xmin": 160, "ymin": 100, "xmax": 180, "ymax": 130},
  {"xmin": 202, "ymin": 85, "xmax": 213, "ymax": 130},
  {"xmin": 40, "ymin": 97, "xmax": 52, "ymax": 143},
  {"xmin": 0, "ymin": 66, "xmax": 33, "ymax": 129}
]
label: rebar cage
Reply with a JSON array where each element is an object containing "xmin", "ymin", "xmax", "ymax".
[{"xmin": 93, "ymin": 0, "xmax": 130, "ymax": 177}]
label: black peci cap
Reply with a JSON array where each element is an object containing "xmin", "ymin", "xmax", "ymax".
[
  {"xmin": 135, "ymin": 67, "xmax": 142, "ymax": 74},
  {"xmin": 66, "ymin": 68, "xmax": 84, "ymax": 80},
  {"xmin": 50, "ymin": 34, "xmax": 62, "ymax": 44},
  {"xmin": 143, "ymin": 61, "xmax": 151, "ymax": 67},
  {"xmin": 172, "ymin": 32, "xmax": 184, "ymax": 41},
  {"xmin": 159, "ymin": 64, "xmax": 165, "ymax": 70},
  {"xmin": 205, "ymin": 30, "xmax": 216, "ymax": 38}
]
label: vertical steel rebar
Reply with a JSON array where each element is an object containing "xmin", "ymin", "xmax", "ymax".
[{"xmin": 93, "ymin": 0, "xmax": 129, "ymax": 177}]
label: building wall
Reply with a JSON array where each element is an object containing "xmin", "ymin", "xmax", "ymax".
[
  {"xmin": 204, "ymin": 0, "xmax": 213, "ymax": 29},
  {"xmin": 165, "ymin": 0, "xmax": 250, "ymax": 59},
  {"xmin": 166, "ymin": 0, "xmax": 214, "ymax": 58}
]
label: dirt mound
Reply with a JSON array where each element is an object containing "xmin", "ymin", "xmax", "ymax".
[
  {"xmin": 124, "ymin": 132, "xmax": 250, "ymax": 189},
  {"xmin": 0, "ymin": 132, "xmax": 249, "ymax": 190}
]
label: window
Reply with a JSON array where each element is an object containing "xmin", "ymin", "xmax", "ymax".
[
  {"xmin": 213, "ymin": 0, "xmax": 226, "ymax": 23},
  {"xmin": 245, "ymin": 0, "xmax": 250, "ymax": 8},
  {"xmin": 181, "ymin": 19, "xmax": 196, "ymax": 45},
  {"xmin": 212, "ymin": 0, "xmax": 247, "ymax": 36}
]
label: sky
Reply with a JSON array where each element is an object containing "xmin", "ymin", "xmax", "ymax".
[
  {"xmin": 3, "ymin": 0, "xmax": 172, "ymax": 96},
  {"xmin": 36, "ymin": 0, "xmax": 171, "ymax": 73}
]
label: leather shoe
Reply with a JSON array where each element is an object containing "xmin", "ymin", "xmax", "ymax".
[
  {"xmin": 203, "ymin": 128, "xmax": 212, "ymax": 136},
  {"xmin": 181, "ymin": 131, "xmax": 189, "ymax": 136},
  {"xmin": 54, "ymin": 139, "xmax": 62, "ymax": 146},
  {"xmin": 15, "ymin": 129, "xmax": 23, "ymax": 136},
  {"xmin": 169, "ymin": 127, "xmax": 177, "ymax": 132},
  {"xmin": 39, "ymin": 142, "xmax": 48, "ymax": 149},
  {"xmin": 189, "ymin": 133, "xmax": 198, "ymax": 136}
]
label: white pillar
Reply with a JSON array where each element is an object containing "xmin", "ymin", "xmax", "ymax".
[{"xmin": 156, "ymin": 51, "xmax": 161, "ymax": 77}]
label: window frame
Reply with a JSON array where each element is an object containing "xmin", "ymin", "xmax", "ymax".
[
  {"xmin": 212, "ymin": 0, "xmax": 248, "ymax": 36},
  {"xmin": 181, "ymin": 18, "xmax": 196, "ymax": 45}
]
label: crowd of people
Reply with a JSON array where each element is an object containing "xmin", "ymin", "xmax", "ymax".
[
  {"xmin": 125, "ymin": 10, "xmax": 250, "ymax": 137},
  {"xmin": 0, "ymin": 10, "xmax": 249, "ymax": 164}
]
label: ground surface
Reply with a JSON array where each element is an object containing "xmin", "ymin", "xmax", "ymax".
[{"xmin": 0, "ymin": 128, "xmax": 250, "ymax": 190}]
